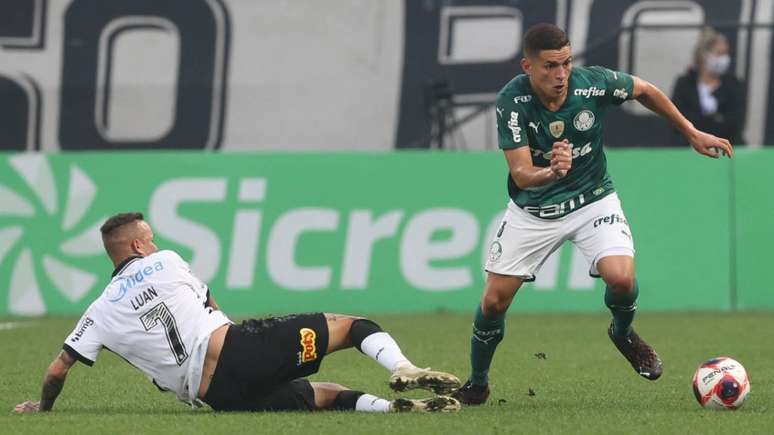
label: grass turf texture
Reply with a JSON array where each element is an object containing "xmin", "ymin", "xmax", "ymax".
[{"xmin": 2, "ymin": 312, "xmax": 772, "ymax": 435}]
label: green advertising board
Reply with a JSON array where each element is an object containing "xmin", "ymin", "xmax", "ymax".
[
  {"xmin": 0, "ymin": 150, "xmax": 769, "ymax": 316},
  {"xmin": 735, "ymin": 150, "xmax": 774, "ymax": 309}
]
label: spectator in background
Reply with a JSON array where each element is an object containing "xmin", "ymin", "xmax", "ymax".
[{"xmin": 671, "ymin": 27, "xmax": 747, "ymax": 146}]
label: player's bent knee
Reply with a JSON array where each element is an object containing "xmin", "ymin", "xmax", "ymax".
[
  {"xmin": 606, "ymin": 274, "xmax": 636, "ymax": 294},
  {"xmin": 331, "ymin": 389, "xmax": 365, "ymax": 411},
  {"xmin": 324, "ymin": 313, "xmax": 362, "ymax": 327},
  {"xmin": 311, "ymin": 382, "xmax": 350, "ymax": 410},
  {"xmin": 481, "ymin": 292, "xmax": 512, "ymax": 315},
  {"xmin": 481, "ymin": 273, "xmax": 520, "ymax": 315},
  {"xmin": 349, "ymin": 318, "xmax": 383, "ymax": 352}
]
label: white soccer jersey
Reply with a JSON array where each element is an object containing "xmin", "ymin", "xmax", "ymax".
[{"xmin": 63, "ymin": 250, "xmax": 231, "ymax": 407}]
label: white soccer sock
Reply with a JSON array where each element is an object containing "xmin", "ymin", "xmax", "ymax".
[
  {"xmin": 359, "ymin": 332, "xmax": 413, "ymax": 372},
  {"xmin": 355, "ymin": 394, "xmax": 392, "ymax": 413}
]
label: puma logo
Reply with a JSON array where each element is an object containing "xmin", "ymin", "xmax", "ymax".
[{"xmin": 473, "ymin": 335, "xmax": 497, "ymax": 345}]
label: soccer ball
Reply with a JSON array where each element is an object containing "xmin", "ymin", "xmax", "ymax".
[{"xmin": 692, "ymin": 357, "xmax": 750, "ymax": 410}]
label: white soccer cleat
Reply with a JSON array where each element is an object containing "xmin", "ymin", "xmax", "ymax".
[
  {"xmin": 389, "ymin": 396, "xmax": 461, "ymax": 413},
  {"xmin": 389, "ymin": 365, "xmax": 461, "ymax": 395}
]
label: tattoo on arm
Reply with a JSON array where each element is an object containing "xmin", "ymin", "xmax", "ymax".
[
  {"xmin": 39, "ymin": 376, "xmax": 65, "ymax": 411},
  {"xmin": 39, "ymin": 351, "xmax": 75, "ymax": 411}
]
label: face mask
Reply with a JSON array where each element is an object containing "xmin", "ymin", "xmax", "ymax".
[{"xmin": 705, "ymin": 54, "xmax": 730, "ymax": 75}]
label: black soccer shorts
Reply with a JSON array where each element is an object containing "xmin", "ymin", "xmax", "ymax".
[{"xmin": 202, "ymin": 312, "xmax": 329, "ymax": 411}]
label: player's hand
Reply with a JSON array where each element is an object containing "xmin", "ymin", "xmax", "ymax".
[
  {"xmin": 550, "ymin": 140, "xmax": 572, "ymax": 178},
  {"xmin": 13, "ymin": 400, "xmax": 40, "ymax": 413},
  {"xmin": 689, "ymin": 130, "xmax": 733, "ymax": 159}
]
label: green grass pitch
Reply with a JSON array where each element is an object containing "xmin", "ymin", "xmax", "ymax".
[{"xmin": 2, "ymin": 312, "xmax": 772, "ymax": 434}]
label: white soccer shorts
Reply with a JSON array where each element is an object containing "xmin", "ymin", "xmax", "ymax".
[{"xmin": 485, "ymin": 192, "xmax": 634, "ymax": 281}]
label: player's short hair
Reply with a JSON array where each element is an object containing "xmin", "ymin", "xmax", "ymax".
[
  {"xmin": 523, "ymin": 23, "xmax": 570, "ymax": 58},
  {"xmin": 100, "ymin": 212, "xmax": 145, "ymax": 239}
]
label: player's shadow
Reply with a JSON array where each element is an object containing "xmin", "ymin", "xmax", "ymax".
[
  {"xmin": 59, "ymin": 407, "xmax": 200, "ymax": 416},
  {"xmin": 58, "ymin": 407, "xmax": 316, "ymax": 416}
]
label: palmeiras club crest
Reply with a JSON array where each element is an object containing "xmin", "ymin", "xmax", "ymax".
[
  {"xmin": 573, "ymin": 110, "xmax": 595, "ymax": 131},
  {"xmin": 488, "ymin": 241, "xmax": 503, "ymax": 263}
]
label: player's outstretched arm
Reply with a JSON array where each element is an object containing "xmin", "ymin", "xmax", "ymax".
[
  {"xmin": 504, "ymin": 141, "xmax": 571, "ymax": 188},
  {"xmin": 14, "ymin": 350, "xmax": 76, "ymax": 413},
  {"xmin": 631, "ymin": 76, "xmax": 733, "ymax": 159}
]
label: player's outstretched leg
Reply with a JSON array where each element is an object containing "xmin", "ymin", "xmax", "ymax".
[
  {"xmin": 605, "ymin": 279, "xmax": 663, "ymax": 380},
  {"xmin": 314, "ymin": 382, "xmax": 461, "ymax": 413},
  {"xmin": 607, "ymin": 318, "xmax": 662, "ymax": 381},
  {"xmin": 325, "ymin": 314, "xmax": 461, "ymax": 395},
  {"xmin": 389, "ymin": 396, "xmax": 461, "ymax": 413},
  {"xmin": 453, "ymin": 273, "xmax": 521, "ymax": 405},
  {"xmin": 387, "ymin": 365, "xmax": 460, "ymax": 395},
  {"xmin": 354, "ymin": 319, "xmax": 461, "ymax": 395},
  {"xmin": 598, "ymin": 257, "xmax": 662, "ymax": 380}
]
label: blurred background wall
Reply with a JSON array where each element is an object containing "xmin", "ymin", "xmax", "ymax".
[
  {"xmin": 1, "ymin": 0, "xmax": 772, "ymax": 152},
  {"xmin": 0, "ymin": 0, "xmax": 771, "ymax": 316}
]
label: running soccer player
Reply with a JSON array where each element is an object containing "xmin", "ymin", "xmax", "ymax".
[
  {"xmin": 15, "ymin": 213, "xmax": 461, "ymax": 414},
  {"xmin": 452, "ymin": 23, "xmax": 733, "ymax": 405}
]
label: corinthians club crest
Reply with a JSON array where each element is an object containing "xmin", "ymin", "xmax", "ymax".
[{"xmin": 549, "ymin": 120, "xmax": 564, "ymax": 138}]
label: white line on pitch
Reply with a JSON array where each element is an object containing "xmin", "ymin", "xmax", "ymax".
[{"xmin": 0, "ymin": 321, "xmax": 36, "ymax": 331}]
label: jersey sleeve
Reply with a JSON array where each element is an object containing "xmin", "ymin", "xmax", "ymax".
[
  {"xmin": 63, "ymin": 310, "xmax": 103, "ymax": 366},
  {"xmin": 593, "ymin": 66, "xmax": 634, "ymax": 106},
  {"xmin": 496, "ymin": 92, "xmax": 529, "ymax": 149},
  {"xmin": 158, "ymin": 250, "xmax": 209, "ymax": 299},
  {"xmin": 158, "ymin": 249, "xmax": 190, "ymax": 270}
]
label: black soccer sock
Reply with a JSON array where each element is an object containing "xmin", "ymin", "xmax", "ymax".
[
  {"xmin": 349, "ymin": 318, "xmax": 383, "ymax": 352},
  {"xmin": 351, "ymin": 319, "xmax": 412, "ymax": 371},
  {"xmin": 331, "ymin": 390, "xmax": 366, "ymax": 410},
  {"xmin": 605, "ymin": 279, "xmax": 639, "ymax": 338}
]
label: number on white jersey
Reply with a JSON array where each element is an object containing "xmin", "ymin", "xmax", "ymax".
[{"xmin": 140, "ymin": 302, "xmax": 189, "ymax": 365}]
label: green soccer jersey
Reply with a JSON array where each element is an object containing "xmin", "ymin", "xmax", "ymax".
[{"xmin": 496, "ymin": 65, "xmax": 634, "ymax": 219}]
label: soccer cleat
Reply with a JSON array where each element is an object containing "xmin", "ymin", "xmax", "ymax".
[
  {"xmin": 389, "ymin": 396, "xmax": 461, "ymax": 413},
  {"xmin": 608, "ymin": 322, "xmax": 663, "ymax": 380},
  {"xmin": 389, "ymin": 365, "xmax": 461, "ymax": 395},
  {"xmin": 450, "ymin": 380, "xmax": 490, "ymax": 405}
]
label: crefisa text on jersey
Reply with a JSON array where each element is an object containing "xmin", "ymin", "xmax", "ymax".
[
  {"xmin": 574, "ymin": 86, "xmax": 605, "ymax": 98},
  {"xmin": 531, "ymin": 142, "xmax": 592, "ymax": 160},
  {"xmin": 593, "ymin": 213, "xmax": 628, "ymax": 228}
]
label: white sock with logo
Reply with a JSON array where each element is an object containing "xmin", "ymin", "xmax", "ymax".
[
  {"xmin": 355, "ymin": 394, "xmax": 392, "ymax": 413},
  {"xmin": 359, "ymin": 332, "xmax": 413, "ymax": 373}
]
